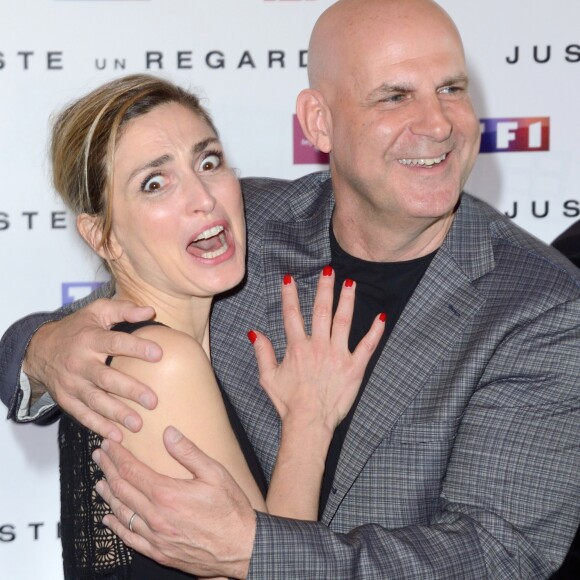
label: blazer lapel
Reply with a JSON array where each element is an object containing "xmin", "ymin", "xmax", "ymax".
[
  {"xmin": 262, "ymin": 179, "xmax": 335, "ymax": 362},
  {"xmin": 322, "ymin": 194, "xmax": 494, "ymax": 524},
  {"xmin": 258, "ymin": 178, "xmax": 335, "ymax": 476}
]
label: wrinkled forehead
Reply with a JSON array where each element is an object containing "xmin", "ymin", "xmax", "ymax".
[{"xmin": 115, "ymin": 103, "xmax": 217, "ymax": 156}]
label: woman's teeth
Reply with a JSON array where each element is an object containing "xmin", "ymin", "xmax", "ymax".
[
  {"xmin": 188, "ymin": 226, "xmax": 229, "ymax": 259},
  {"xmin": 201, "ymin": 233, "xmax": 228, "ymax": 259}
]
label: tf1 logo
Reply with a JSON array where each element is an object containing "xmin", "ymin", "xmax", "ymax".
[
  {"xmin": 62, "ymin": 282, "xmax": 105, "ymax": 306},
  {"xmin": 479, "ymin": 117, "xmax": 550, "ymax": 154},
  {"xmin": 293, "ymin": 115, "xmax": 550, "ymax": 164}
]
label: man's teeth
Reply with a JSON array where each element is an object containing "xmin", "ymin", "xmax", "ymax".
[
  {"xmin": 398, "ymin": 153, "xmax": 447, "ymax": 167},
  {"xmin": 201, "ymin": 233, "xmax": 229, "ymax": 259},
  {"xmin": 194, "ymin": 225, "xmax": 224, "ymax": 241}
]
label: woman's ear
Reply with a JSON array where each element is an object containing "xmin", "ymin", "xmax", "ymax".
[
  {"xmin": 295, "ymin": 88, "xmax": 332, "ymax": 154},
  {"xmin": 77, "ymin": 213, "xmax": 104, "ymax": 256},
  {"xmin": 76, "ymin": 213, "xmax": 120, "ymax": 261}
]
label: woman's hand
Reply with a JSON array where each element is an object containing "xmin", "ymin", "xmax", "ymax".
[{"xmin": 249, "ymin": 266, "xmax": 385, "ymax": 433}]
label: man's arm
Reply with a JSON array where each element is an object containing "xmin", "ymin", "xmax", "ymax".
[
  {"xmin": 93, "ymin": 298, "xmax": 580, "ymax": 578},
  {"xmin": 0, "ymin": 311, "xmax": 67, "ymax": 424},
  {"xmin": 0, "ymin": 284, "xmax": 163, "ymax": 440},
  {"xmin": 0, "ymin": 283, "xmax": 116, "ymax": 419}
]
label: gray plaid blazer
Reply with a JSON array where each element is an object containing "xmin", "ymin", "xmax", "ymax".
[
  {"xmin": 212, "ymin": 172, "xmax": 580, "ymax": 578},
  {"xmin": 2, "ymin": 171, "xmax": 580, "ymax": 578}
]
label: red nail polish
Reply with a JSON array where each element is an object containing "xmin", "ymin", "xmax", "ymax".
[
  {"xmin": 345, "ymin": 278, "xmax": 354, "ymax": 288},
  {"xmin": 379, "ymin": 312, "xmax": 387, "ymax": 323},
  {"xmin": 283, "ymin": 274, "xmax": 292, "ymax": 286},
  {"xmin": 323, "ymin": 265, "xmax": 333, "ymax": 277},
  {"xmin": 247, "ymin": 330, "xmax": 257, "ymax": 344}
]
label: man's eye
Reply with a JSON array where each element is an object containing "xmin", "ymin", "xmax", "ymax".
[
  {"xmin": 199, "ymin": 153, "xmax": 222, "ymax": 172},
  {"xmin": 440, "ymin": 86, "xmax": 463, "ymax": 95},
  {"xmin": 142, "ymin": 174, "xmax": 166, "ymax": 192},
  {"xmin": 383, "ymin": 94, "xmax": 406, "ymax": 103}
]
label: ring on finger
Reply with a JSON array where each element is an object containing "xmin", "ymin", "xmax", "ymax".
[{"xmin": 128, "ymin": 512, "xmax": 137, "ymax": 533}]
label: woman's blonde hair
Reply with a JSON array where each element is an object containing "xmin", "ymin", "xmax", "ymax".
[{"xmin": 51, "ymin": 74, "xmax": 217, "ymax": 257}]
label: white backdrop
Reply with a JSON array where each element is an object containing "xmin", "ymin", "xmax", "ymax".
[{"xmin": 1, "ymin": 1, "xmax": 579, "ymax": 577}]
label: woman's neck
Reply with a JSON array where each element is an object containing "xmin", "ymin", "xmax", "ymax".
[{"xmin": 113, "ymin": 283, "xmax": 213, "ymax": 355}]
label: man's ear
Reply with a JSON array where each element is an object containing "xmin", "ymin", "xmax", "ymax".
[
  {"xmin": 76, "ymin": 213, "xmax": 118, "ymax": 261},
  {"xmin": 296, "ymin": 88, "xmax": 332, "ymax": 154}
]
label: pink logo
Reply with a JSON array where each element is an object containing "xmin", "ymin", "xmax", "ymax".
[{"xmin": 293, "ymin": 115, "xmax": 329, "ymax": 165}]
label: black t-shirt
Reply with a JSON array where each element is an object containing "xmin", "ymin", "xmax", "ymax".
[{"xmin": 319, "ymin": 228, "xmax": 436, "ymax": 517}]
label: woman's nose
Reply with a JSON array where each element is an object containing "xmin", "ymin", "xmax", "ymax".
[{"xmin": 184, "ymin": 174, "xmax": 217, "ymax": 214}]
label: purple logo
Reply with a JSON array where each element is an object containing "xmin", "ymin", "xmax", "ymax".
[
  {"xmin": 293, "ymin": 115, "xmax": 329, "ymax": 165},
  {"xmin": 480, "ymin": 117, "xmax": 550, "ymax": 153},
  {"xmin": 62, "ymin": 282, "xmax": 104, "ymax": 306}
]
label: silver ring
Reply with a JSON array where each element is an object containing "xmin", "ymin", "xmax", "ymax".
[{"xmin": 128, "ymin": 512, "xmax": 137, "ymax": 533}]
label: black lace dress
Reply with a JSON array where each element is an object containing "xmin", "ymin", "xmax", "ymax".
[{"xmin": 59, "ymin": 321, "xmax": 267, "ymax": 579}]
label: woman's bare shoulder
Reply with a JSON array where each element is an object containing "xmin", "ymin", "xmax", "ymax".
[{"xmin": 110, "ymin": 323, "xmax": 214, "ymax": 388}]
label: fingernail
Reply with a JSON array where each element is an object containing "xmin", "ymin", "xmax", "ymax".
[
  {"xmin": 322, "ymin": 265, "xmax": 333, "ymax": 277},
  {"xmin": 379, "ymin": 312, "xmax": 387, "ymax": 322},
  {"xmin": 166, "ymin": 426, "xmax": 183, "ymax": 443},
  {"xmin": 124, "ymin": 415, "xmax": 140, "ymax": 432},
  {"xmin": 92, "ymin": 449, "xmax": 101, "ymax": 465},
  {"xmin": 95, "ymin": 480, "xmax": 105, "ymax": 496},
  {"xmin": 108, "ymin": 429, "xmax": 123, "ymax": 443},
  {"xmin": 283, "ymin": 274, "xmax": 292, "ymax": 286},
  {"xmin": 139, "ymin": 393, "xmax": 156, "ymax": 409},
  {"xmin": 247, "ymin": 330, "xmax": 257, "ymax": 344},
  {"xmin": 345, "ymin": 278, "xmax": 354, "ymax": 288},
  {"xmin": 145, "ymin": 344, "xmax": 162, "ymax": 361},
  {"xmin": 101, "ymin": 440, "xmax": 110, "ymax": 452}
]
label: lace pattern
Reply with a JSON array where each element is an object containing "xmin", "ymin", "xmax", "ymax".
[{"xmin": 59, "ymin": 414, "xmax": 133, "ymax": 579}]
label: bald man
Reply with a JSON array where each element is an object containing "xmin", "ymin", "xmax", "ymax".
[{"xmin": 2, "ymin": 0, "xmax": 579, "ymax": 577}]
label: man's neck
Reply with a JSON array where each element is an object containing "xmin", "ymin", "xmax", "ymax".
[{"xmin": 332, "ymin": 208, "xmax": 455, "ymax": 263}]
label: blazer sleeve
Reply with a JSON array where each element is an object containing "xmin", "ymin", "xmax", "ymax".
[
  {"xmin": 0, "ymin": 282, "xmax": 114, "ymax": 423},
  {"xmin": 248, "ymin": 298, "xmax": 580, "ymax": 579}
]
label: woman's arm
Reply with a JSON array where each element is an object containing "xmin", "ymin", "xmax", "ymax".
[
  {"xmin": 111, "ymin": 324, "xmax": 266, "ymax": 511},
  {"xmin": 253, "ymin": 268, "xmax": 385, "ymax": 519}
]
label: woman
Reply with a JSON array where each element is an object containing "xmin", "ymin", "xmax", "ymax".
[{"xmin": 53, "ymin": 73, "xmax": 385, "ymax": 578}]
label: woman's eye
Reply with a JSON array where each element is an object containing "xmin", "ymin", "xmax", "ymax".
[
  {"xmin": 142, "ymin": 174, "xmax": 166, "ymax": 192},
  {"xmin": 199, "ymin": 153, "xmax": 222, "ymax": 172}
]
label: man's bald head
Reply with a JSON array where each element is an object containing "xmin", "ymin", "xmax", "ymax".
[
  {"xmin": 308, "ymin": 0, "xmax": 465, "ymax": 92},
  {"xmin": 297, "ymin": 0, "xmax": 480, "ymax": 261}
]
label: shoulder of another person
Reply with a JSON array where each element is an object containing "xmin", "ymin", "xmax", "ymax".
[
  {"xmin": 111, "ymin": 324, "xmax": 213, "ymax": 386},
  {"xmin": 241, "ymin": 171, "xmax": 329, "ymax": 210}
]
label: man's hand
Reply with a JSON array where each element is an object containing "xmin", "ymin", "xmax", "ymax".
[
  {"xmin": 24, "ymin": 299, "xmax": 162, "ymax": 441},
  {"xmin": 92, "ymin": 427, "xmax": 256, "ymax": 579}
]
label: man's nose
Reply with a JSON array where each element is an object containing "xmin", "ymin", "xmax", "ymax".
[{"xmin": 409, "ymin": 95, "xmax": 453, "ymax": 142}]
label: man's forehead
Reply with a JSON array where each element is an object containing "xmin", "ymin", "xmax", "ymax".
[{"xmin": 350, "ymin": 46, "xmax": 468, "ymax": 92}]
